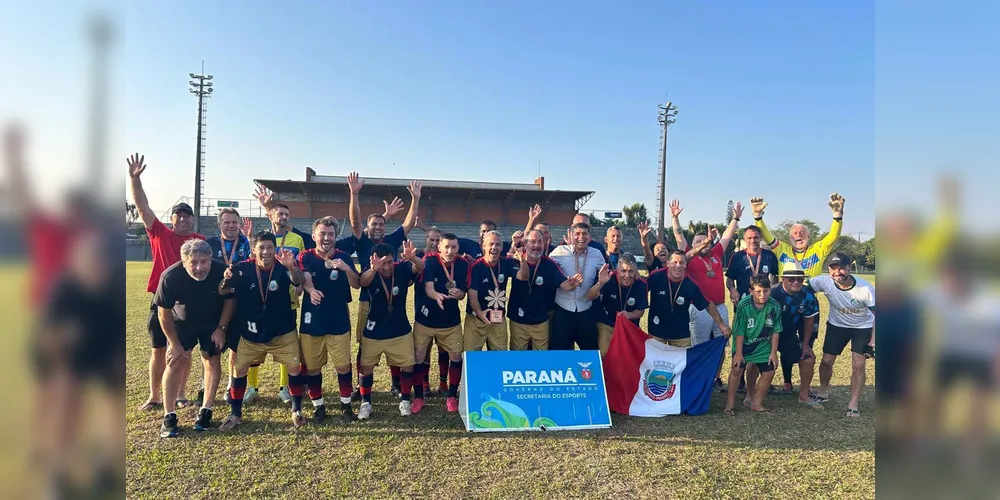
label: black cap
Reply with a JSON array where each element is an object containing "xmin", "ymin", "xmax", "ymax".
[
  {"xmin": 171, "ymin": 202, "xmax": 194, "ymax": 215},
  {"xmin": 827, "ymin": 252, "xmax": 853, "ymax": 268}
]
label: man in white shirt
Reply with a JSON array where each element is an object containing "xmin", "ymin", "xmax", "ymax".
[
  {"xmin": 809, "ymin": 253, "xmax": 875, "ymax": 418},
  {"xmin": 548, "ymin": 222, "xmax": 600, "ymax": 350}
]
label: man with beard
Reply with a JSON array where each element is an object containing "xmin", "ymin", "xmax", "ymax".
[
  {"xmin": 637, "ymin": 200, "xmax": 691, "ymax": 272},
  {"xmin": 466, "ymin": 230, "xmax": 518, "ymax": 353},
  {"xmin": 586, "ymin": 253, "xmax": 648, "ymax": 355},
  {"xmin": 129, "ymin": 153, "xmax": 206, "ymax": 412},
  {"xmin": 357, "ymin": 241, "xmax": 424, "ymax": 419},
  {"xmin": 532, "ymin": 221, "xmax": 558, "ymax": 256},
  {"xmin": 647, "ymin": 251, "xmax": 730, "ymax": 347},
  {"xmin": 508, "ymin": 230, "xmax": 577, "ymax": 350},
  {"xmin": 548, "ymin": 223, "xmax": 602, "ymax": 351},
  {"xmin": 750, "ymin": 193, "xmax": 846, "ymax": 279},
  {"xmin": 415, "ymin": 225, "xmax": 450, "ymax": 395},
  {"xmin": 414, "ymin": 233, "xmax": 469, "ymax": 413},
  {"xmin": 770, "ymin": 263, "xmax": 823, "ymax": 407},
  {"xmin": 810, "ymin": 253, "xmax": 875, "ymax": 418},
  {"xmin": 154, "ymin": 239, "xmax": 234, "ymax": 437},
  {"xmin": 219, "ymin": 231, "xmax": 308, "ymax": 430},
  {"xmin": 298, "ymin": 217, "xmax": 361, "ymax": 422}
]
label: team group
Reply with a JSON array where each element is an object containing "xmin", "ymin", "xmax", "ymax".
[{"xmin": 128, "ymin": 154, "xmax": 875, "ymax": 437}]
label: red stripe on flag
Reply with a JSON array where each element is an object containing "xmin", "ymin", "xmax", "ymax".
[{"xmin": 603, "ymin": 313, "xmax": 650, "ymax": 414}]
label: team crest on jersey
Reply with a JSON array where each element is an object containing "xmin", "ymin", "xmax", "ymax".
[
  {"xmin": 366, "ymin": 320, "xmax": 375, "ymax": 331},
  {"xmin": 627, "ymin": 297, "xmax": 636, "ymax": 306},
  {"xmin": 711, "ymin": 257, "xmax": 718, "ymax": 263},
  {"xmin": 676, "ymin": 296, "xmax": 685, "ymax": 305},
  {"xmin": 850, "ymin": 298, "xmax": 863, "ymax": 307},
  {"xmin": 498, "ymin": 274, "xmax": 505, "ymax": 283},
  {"xmin": 268, "ymin": 280, "xmax": 278, "ymax": 291},
  {"xmin": 518, "ymin": 308, "xmax": 525, "ymax": 317},
  {"xmin": 765, "ymin": 317, "xmax": 773, "ymax": 327},
  {"xmin": 392, "ymin": 286, "xmax": 400, "ymax": 296},
  {"xmin": 762, "ymin": 265, "xmax": 769, "ymax": 273},
  {"xmin": 330, "ymin": 270, "xmax": 339, "ymax": 280},
  {"xmin": 642, "ymin": 360, "xmax": 677, "ymax": 401},
  {"xmin": 535, "ymin": 276, "xmax": 544, "ymax": 285},
  {"xmin": 797, "ymin": 304, "xmax": 805, "ymax": 313},
  {"xmin": 652, "ymin": 316, "xmax": 660, "ymax": 325}
]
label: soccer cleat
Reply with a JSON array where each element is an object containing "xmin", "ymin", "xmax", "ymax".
[
  {"xmin": 292, "ymin": 411, "xmax": 306, "ymax": 428},
  {"xmin": 312, "ymin": 405, "xmax": 327, "ymax": 424},
  {"xmin": 219, "ymin": 414, "xmax": 243, "ymax": 432},
  {"xmin": 342, "ymin": 407, "xmax": 358, "ymax": 422},
  {"xmin": 446, "ymin": 397, "xmax": 458, "ymax": 413},
  {"xmin": 358, "ymin": 402, "xmax": 372, "ymax": 420},
  {"xmin": 278, "ymin": 386, "xmax": 292, "ymax": 404},
  {"xmin": 159, "ymin": 414, "xmax": 180, "ymax": 438},
  {"xmin": 243, "ymin": 387, "xmax": 259, "ymax": 404},
  {"xmin": 411, "ymin": 398, "xmax": 425, "ymax": 414},
  {"xmin": 193, "ymin": 408, "xmax": 213, "ymax": 431},
  {"xmin": 399, "ymin": 400, "xmax": 412, "ymax": 417}
]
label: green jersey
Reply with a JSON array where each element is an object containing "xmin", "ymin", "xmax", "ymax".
[{"xmin": 732, "ymin": 295, "xmax": 783, "ymax": 364}]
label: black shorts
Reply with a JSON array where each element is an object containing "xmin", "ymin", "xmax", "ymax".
[
  {"xmin": 225, "ymin": 328, "xmax": 242, "ymax": 353},
  {"xmin": 779, "ymin": 334, "xmax": 817, "ymax": 363},
  {"xmin": 823, "ymin": 323, "xmax": 873, "ymax": 356},
  {"xmin": 148, "ymin": 299, "xmax": 167, "ymax": 349},
  {"xmin": 739, "ymin": 361, "xmax": 775, "ymax": 373},
  {"xmin": 178, "ymin": 328, "xmax": 225, "ymax": 358},
  {"xmin": 937, "ymin": 355, "xmax": 996, "ymax": 390}
]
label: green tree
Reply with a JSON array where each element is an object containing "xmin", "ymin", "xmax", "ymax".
[
  {"xmin": 126, "ymin": 201, "xmax": 139, "ymax": 228},
  {"xmin": 622, "ymin": 203, "xmax": 648, "ymax": 228},
  {"xmin": 769, "ymin": 219, "xmax": 824, "ymax": 245},
  {"xmin": 830, "ymin": 235, "xmax": 863, "ymax": 262},
  {"xmin": 862, "ymin": 237, "xmax": 875, "ymax": 268},
  {"xmin": 587, "ymin": 213, "xmax": 602, "ymax": 227}
]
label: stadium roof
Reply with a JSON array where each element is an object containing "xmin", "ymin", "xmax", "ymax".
[{"xmin": 255, "ymin": 168, "xmax": 595, "ymax": 207}]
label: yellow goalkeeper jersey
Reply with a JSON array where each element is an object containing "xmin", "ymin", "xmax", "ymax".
[{"xmin": 756, "ymin": 218, "xmax": 842, "ymax": 279}]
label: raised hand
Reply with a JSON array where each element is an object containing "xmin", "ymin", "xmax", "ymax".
[
  {"xmin": 511, "ymin": 230, "xmax": 524, "ymax": 246},
  {"xmin": 241, "ymin": 217, "xmax": 254, "ymax": 237},
  {"xmin": 383, "ymin": 197, "xmax": 404, "ymax": 218},
  {"xmin": 275, "ymin": 248, "xmax": 296, "ymax": 268},
  {"xmin": 598, "ymin": 263, "xmax": 611, "ymax": 284},
  {"xmin": 127, "ymin": 153, "xmax": 146, "ymax": 178},
  {"xmin": 733, "ymin": 201, "xmax": 744, "ymax": 221},
  {"xmin": 669, "ymin": 199, "xmax": 683, "ymax": 218},
  {"xmin": 528, "ymin": 204, "xmax": 542, "ymax": 220},
  {"xmin": 828, "ymin": 193, "xmax": 845, "ymax": 218},
  {"xmin": 750, "ymin": 197, "xmax": 767, "ymax": 218},
  {"xmin": 637, "ymin": 221, "xmax": 652, "ymax": 238},
  {"xmin": 369, "ymin": 253, "xmax": 384, "ymax": 273},
  {"xmin": 708, "ymin": 226, "xmax": 719, "ymax": 241},
  {"xmin": 407, "ymin": 180, "xmax": 422, "ymax": 199},
  {"xmin": 563, "ymin": 228, "xmax": 572, "ymax": 245},
  {"xmin": 347, "ymin": 172, "xmax": 364, "ymax": 194},
  {"xmin": 401, "ymin": 240, "xmax": 417, "ymax": 260},
  {"xmin": 253, "ymin": 183, "xmax": 273, "ymax": 207}
]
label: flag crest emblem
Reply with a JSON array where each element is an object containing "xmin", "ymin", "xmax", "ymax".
[{"xmin": 642, "ymin": 360, "xmax": 677, "ymax": 401}]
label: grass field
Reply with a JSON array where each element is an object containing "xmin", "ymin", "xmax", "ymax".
[{"xmin": 126, "ymin": 262, "xmax": 874, "ymax": 499}]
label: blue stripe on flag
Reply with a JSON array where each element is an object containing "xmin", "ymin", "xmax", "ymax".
[{"xmin": 680, "ymin": 336, "xmax": 727, "ymax": 416}]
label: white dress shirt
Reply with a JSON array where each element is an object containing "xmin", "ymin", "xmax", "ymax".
[{"xmin": 548, "ymin": 244, "xmax": 605, "ymax": 312}]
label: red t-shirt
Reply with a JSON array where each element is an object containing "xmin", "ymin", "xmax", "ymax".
[
  {"xmin": 145, "ymin": 219, "xmax": 204, "ymax": 293},
  {"xmin": 28, "ymin": 214, "xmax": 74, "ymax": 307},
  {"xmin": 685, "ymin": 243, "xmax": 725, "ymax": 304}
]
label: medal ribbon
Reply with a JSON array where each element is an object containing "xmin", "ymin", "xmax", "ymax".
[
  {"xmin": 528, "ymin": 259, "xmax": 542, "ymax": 294},
  {"xmin": 667, "ymin": 276, "xmax": 682, "ymax": 312},
  {"xmin": 747, "ymin": 251, "xmax": 763, "ymax": 275},
  {"xmin": 379, "ymin": 269, "xmax": 395, "ymax": 312},
  {"xmin": 255, "ymin": 263, "xmax": 275, "ymax": 311},
  {"xmin": 222, "ymin": 236, "xmax": 239, "ymax": 266},
  {"xmin": 438, "ymin": 255, "xmax": 455, "ymax": 287},
  {"xmin": 617, "ymin": 274, "xmax": 633, "ymax": 313}
]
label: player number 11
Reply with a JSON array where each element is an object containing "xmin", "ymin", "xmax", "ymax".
[{"xmin": 247, "ymin": 321, "xmax": 258, "ymax": 333}]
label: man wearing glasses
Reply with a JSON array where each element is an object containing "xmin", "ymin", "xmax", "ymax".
[{"xmin": 770, "ymin": 262, "xmax": 823, "ymax": 408}]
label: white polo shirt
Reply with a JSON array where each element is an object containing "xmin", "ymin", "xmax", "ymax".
[
  {"xmin": 808, "ymin": 275, "xmax": 875, "ymax": 329},
  {"xmin": 548, "ymin": 244, "xmax": 605, "ymax": 313}
]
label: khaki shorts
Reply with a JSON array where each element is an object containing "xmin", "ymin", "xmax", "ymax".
[
  {"xmin": 235, "ymin": 331, "xmax": 301, "ymax": 371},
  {"xmin": 300, "ymin": 333, "xmax": 352, "ymax": 370},
  {"xmin": 509, "ymin": 320, "xmax": 549, "ymax": 351},
  {"xmin": 596, "ymin": 322, "xmax": 614, "ymax": 356},
  {"xmin": 653, "ymin": 336, "xmax": 692, "ymax": 348},
  {"xmin": 414, "ymin": 323, "xmax": 464, "ymax": 355},
  {"xmin": 355, "ymin": 301, "xmax": 370, "ymax": 344},
  {"xmin": 463, "ymin": 313, "xmax": 508, "ymax": 351},
  {"xmin": 361, "ymin": 334, "xmax": 416, "ymax": 368}
]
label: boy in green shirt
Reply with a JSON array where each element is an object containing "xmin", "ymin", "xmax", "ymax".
[{"xmin": 724, "ymin": 274, "xmax": 782, "ymax": 415}]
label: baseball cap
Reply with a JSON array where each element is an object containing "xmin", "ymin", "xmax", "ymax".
[
  {"xmin": 826, "ymin": 252, "xmax": 853, "ymax": 268},
  {"xmin": 171, "ymin": 202, "xmax": 194, "ymax": 215}
]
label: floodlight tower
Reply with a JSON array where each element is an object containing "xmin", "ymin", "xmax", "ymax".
[
  {"xmin": 656, "ymin": 100, "xmax": 678, "ymax": 240},
  {"xmin": 189, "ymin": 64, "xmax": 213, "ymax": 233}
]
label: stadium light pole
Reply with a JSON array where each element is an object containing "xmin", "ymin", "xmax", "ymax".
[
  {"xmin": 656, "ymin": 100, "xmax": 678, "ymax": 240},
  {"xmin": 189, "ymin": 65, "xmax": 213, "ymax": 233},
  {"xmin": 86, "ymin": 14, "xmax": 112, "ymax": 191}
]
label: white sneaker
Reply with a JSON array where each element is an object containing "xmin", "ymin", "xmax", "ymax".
[
  {"xmin": 277, "ymin": 386, "xmax": 292, "ymax": 404},
  {"xmin": 399, "ymin": 400, "xmax": 412, "ymax": 417},
  {"xmin": 243, "ymin": 387, "xmax": 259, "ymax": 404},
  {"xmin": 358, "ymin": 402, "xmax": 372, "ymax": 420}
]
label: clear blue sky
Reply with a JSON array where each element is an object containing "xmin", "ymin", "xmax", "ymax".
[{"xmin": 6, "ymin": 1, "xmax": 997, "ymax": 240}]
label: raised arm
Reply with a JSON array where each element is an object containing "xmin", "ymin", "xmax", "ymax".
[
  {"xmin": 750, "ymin": 197, "xmax": 779, "ymax": 249},
  {"xmin": 587, "ymin": 264, "xmax": 611, "ymax": 301},
  {"xmin": 402, "ymin": 240, "xmax": 424, "ymax": 274},
  {"xmin": 719, "ymin": 201, "xmax": 743, "ymax": 250},
  {"xmin": 127, "ymin": 154, "xmax": 157, "ymax": 228},
  {"xmin": 346, "ymin": 172, "xmax": 364, "ymax": 239},
  {"xmin": 254, "ymin": 183, "xmax": 276, "ymax": 213},
  {"xmin": 637, "ymin": 222, "xmax": 656, "ymax": 264},
  {"xmin": 814, "ymin": 193, "xmax": 845, "ymax": 254},
  {"xmin": 401, "ymin": 181, "xmax": 422, "ymax": 235},
  {"xmin": 523, "ymin": 204, "xmax": 542, "ymax": 236},
  {"xmin": 669, "ymin": 200, "xmax": 688, "ymax": 251}
]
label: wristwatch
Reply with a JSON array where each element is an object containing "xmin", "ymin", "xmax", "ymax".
[{"xmin": 218, "ymin": 324, "xmax": 228, "ymax": 332}]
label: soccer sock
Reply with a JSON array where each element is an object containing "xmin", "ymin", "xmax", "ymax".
[
  {"xmin": 355, "ymin": 347, "xmax": 363, "ymax": 385},
  {"xmin": 288, "ymin": 373, "xmax": 305, "ymax": 412},
  {"xmin": 360, "ymin": 374, "xmax": 374, "ymax": 403},
  {"xmin": 412, "ymin": 364, "xmax": 426, "ymax": 399},
  {"xmin": 438, "ymin": 350, "xmax": 449, "ymax": 385},
  {"xmin": 280, "ymin": 364, "xmax": 289, "ymax": 388},
  {"xmin": 247, "ymin": 365, "xmax": 260, "ymax": 388},
  {"xmin": 307, "ymin": 372, "xmax": 324, "ymax": 406},
  {"xmin": 229, "ymin": 376, "xmax": 247, "ymax": 418},
  {"xmin": 390, "ymin": 366, "xmax": 401, "ymax": 388},
  {"xmin": 448, "ymin": 360, "xmax": 463, "ymax": 398},
  {"xmin": 337, "ymin": 371, "xmax": 354, "ymax": 409},
  {"xmin": 781, "ymin": 354, "xmax": 795, "ymax": 386},
  {"xmin": 400, "ymin": 370, "xmax": 413, "ymax": 402}
]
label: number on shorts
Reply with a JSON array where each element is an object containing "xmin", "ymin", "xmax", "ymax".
[{"xmin": 247, "ymin": 321, "xmax": 258, "ymax": 333}]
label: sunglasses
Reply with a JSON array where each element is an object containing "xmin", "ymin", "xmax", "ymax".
[{"xmin": 783, "ymin": 277, "xmax": 805, "ymax": 283}]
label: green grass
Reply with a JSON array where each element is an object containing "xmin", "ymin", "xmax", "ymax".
[{"xmin": 126, "ymin": 262, "xmax": 874, "ymax": 498}]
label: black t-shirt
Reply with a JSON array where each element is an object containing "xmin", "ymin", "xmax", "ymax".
[
  {"xmin": 646, "ymin": 270, "xmax": 709, "ymax": 340},
  {"xmin": 154, "ymin": 260, "xmax": 233, "ymax": 338},
  {"xmin": 227, "ymin": 260, "xmax": 298, "ymax": 343}
]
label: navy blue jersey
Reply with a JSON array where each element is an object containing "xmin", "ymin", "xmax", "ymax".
[
  {"xmin": 646, "ymin": 270, "xmax": 708, "ymax": 340},
  {"xmin": 345, "ymin": 226, "xmax": 406, "ymax": 302},
  {"xmin": 205, "ymin": 235, "xmax": 251, "ymax": 266},
  {"xmin": 362, "ymin": 261, "xmax": 417, "ymax": 340},
  {"xmin": 154, "ymin": 260, "xmax": 233, "ymax": 338},
  {"xmin": 292, "ymin": 226, "xmax": 315, "ymax": 250},
  {"xmin": 466, "ymin": 257, "xmax": 519, "ymax": 315},
  {"xmin": 458, "ymin": 237, "xmax": 512, "ymax": 261},
  {"xmin": 226, "ymin": 260, "xmax": 298, "ymax": 344},
  {"xmin": 725, "ymin": 249, "xmax": 779, "ymax": 296},
  {"xmin": 607, "ymin": 251, "xmax": 620, "ymax": 269},
  {"xmin": 415, "ymin": 255, "xmax": 470, "ymax": 328},
  {"xmin": 596, "ymin": 275, "xmax": 648, "ymax": 327},
  {"xmin": 507, "ymin": 257, "xmax": 567, "ymax": 325},
  {"xmin": 298, "ymin": 249, "xmax": 357, "ymax": 336},
  {"xmin": 770, "ymin": 284, "xmax": 820, "ymax": 338}
]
